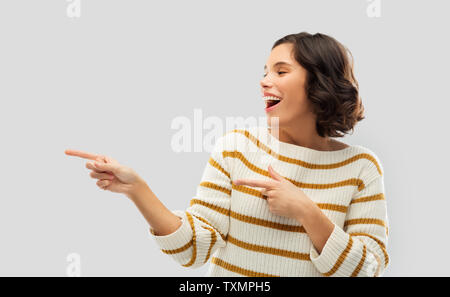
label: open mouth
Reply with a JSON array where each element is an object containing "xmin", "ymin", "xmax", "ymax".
[{"xmin": 263, "ymin": 96, "xmax": 282, "ymax": 109}]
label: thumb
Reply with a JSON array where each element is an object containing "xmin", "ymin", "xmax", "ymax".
[
  {"xmin": 268, "ymin": 164, "xmax": 283, "ymax": 181},
  {"xmin": 94, "ymin": 161, "xmax": 119, "ymax": 173}
]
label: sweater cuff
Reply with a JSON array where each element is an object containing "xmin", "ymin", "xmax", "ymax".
[
  {"xmin": 149, "ymin": 210, "xmax": 193, "ymax": 251},
  {"xmin": 309, "ymin": 222, "xmax": 351, "ymax": 275}
]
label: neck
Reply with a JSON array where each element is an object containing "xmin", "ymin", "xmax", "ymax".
[{"xmin": 268, "ymin": 117, "xmax": 333, "ymax": 151}]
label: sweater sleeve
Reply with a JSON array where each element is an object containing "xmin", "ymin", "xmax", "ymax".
[
  {"xmin": 309, "ymin": 156, "xmax": 389, "ymax": 277},
  {"xmin": 148, "ymin": 134, "xmax": 232, "ymax": 269}
]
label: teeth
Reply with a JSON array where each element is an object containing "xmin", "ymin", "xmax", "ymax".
[{"xmin": 263, "ymin": 96, "xmax": 282, "ymax": 101}]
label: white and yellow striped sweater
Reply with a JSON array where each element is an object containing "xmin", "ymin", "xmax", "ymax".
[{"xmin": 149, "ymin": 126, "xmax": 389, "ymax": 277}]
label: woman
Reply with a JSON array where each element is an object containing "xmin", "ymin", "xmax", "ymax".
[{"xmin": 65, "ymin": 32, "xmax": 389, "ymax": 277}]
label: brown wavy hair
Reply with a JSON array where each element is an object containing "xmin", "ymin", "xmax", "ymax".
[{"xmin": 272, "ymin": 32, "xmax": 365, "ymax": 138}]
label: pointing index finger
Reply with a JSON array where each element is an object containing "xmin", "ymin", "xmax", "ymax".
[
  {"xmin": 233, "ymin": 179, "xmax": 275, "ymax": 189},
  {"xmin": 65, "ymin": 149, "xmax": 100, "ymax": 161}
]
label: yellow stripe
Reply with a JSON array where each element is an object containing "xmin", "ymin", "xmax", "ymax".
[
  {"xmin": 316, "ymin": 203, "xmax": 348, "ymax": 213},
  {"xmin": 190, "ymin": 198, "xmax": 229, "ymax": 216},
  {"xmin": 349, "ymin": 232, "xmax": 389, "ymax": 266},
  {"xmin": 223, "ymin": 150, "xmax": 365, "ymax": 191},
  {"xmin": 227, "ymin": 234, "xmax": 310, "ymax": 261},
  {"xmin": 161, "ymin": 213, "xmax": 226, "ymax": 256},
  {"xmin": 344, "ymin": 218, "xmax": 386, "ymax": 228},
  {"xmin": 231, "ymin": 210, "xmax": 306, "ymax": 232},
  {"xmin": 351, "ymin": 245, "xmax": 366, "ymax": 277},
  {"xmin": 211, "ymin": 257, "xmax": 279, "ymax": 277},
  {"xmin": 189, "ymin": 198, "xmax": 306, "ymax": 233},
  {"xmin": 232, "ymin": 184, "xmax": 348, "ymax": 213},
  {"xmin": 323, "ymin": 236, "xmax": 353, "ymax": 276},
  {"xmin": 161, "ymin": 240, "xmax": 192, "ymax": 255},
  {"xmin": 209, "ymin": 157, "xmax": 230, "ymax": 179},
  {"xmin": 232, "ymin": 184, "xmax": 263, "ymax": 198},
  {"xmin": 351, "ymin": 193, "xmax": 385, "ymax": 204},
  {"xmin": 227, "ymin": 129, "xmax": 383, "ymax": 175},
  {"xmin": 201, "ymin": 225, "xmax": 217, "ymax": 264},
  {"xmin": 192, "ymin": 214, "xmax": 227, "ymax": 242},
  {"xmin": 199, "ymin": 181, "xmax": 231, "ymax": 196},
  {"xmin": 182, "ymin": 212, "xmax": 197, "ymax": 267}
]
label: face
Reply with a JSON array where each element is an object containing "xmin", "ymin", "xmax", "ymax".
[{"xmin": 261, "ymin": 43, "xmax": 312, "ymax": 127}]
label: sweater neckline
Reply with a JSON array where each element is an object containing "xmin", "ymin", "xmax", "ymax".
[{"xmin": 257, "ymin": 126, "xmax": 355, "ymax": 157}]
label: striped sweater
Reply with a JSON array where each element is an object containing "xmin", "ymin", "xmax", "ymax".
[{"xmin": 149, "ymin": 126, "xmax": 389, "ymax": 277}]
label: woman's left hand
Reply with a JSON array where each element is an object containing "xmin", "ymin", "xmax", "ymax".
[{"xmin": 233, "ymin": 165, "xmax": 312, "ymax": 221}]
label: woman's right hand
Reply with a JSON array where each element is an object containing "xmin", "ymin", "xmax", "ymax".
[{"xmin": 65, "ymin": 149, "xmax": 146, "ymax": 197}]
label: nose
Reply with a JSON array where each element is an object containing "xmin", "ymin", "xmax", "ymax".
[{"xmin": 260, "ymin": 75, "xmax": 273, "ymax": 89}]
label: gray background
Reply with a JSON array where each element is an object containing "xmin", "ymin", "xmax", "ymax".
[{"xmin": 0, "ymin": 0, "xmax": 448, "ymax": 276}]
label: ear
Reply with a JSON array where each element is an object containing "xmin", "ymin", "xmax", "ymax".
[{"xmin": 268, "ymin": 165, "xmax": 283, "ymax": 181}]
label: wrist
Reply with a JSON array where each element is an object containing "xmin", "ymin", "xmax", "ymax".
[
  {"xmin": 295, "ymin": 199, "xmax": 318, "ymax": 225},
  {"xmin": 126, "ymin": 178, "xmax": 150, "ymax": 202}
]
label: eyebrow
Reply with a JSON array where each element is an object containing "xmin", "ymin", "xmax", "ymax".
[{"xmin": 264, "ymin": 61, "xmax": 292, "ymax": 70}]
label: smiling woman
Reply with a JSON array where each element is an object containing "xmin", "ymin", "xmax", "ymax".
[
  {"xmin": 146, "ymin": 32, "xmax": 389, "ymax": 277},
  {"xmin": 66, "ymin": 31, "xmax": 389, "ymax": 277}
]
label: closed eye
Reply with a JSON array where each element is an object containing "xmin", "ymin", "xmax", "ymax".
[{"xmin": 263, "ymin": 71, "xmax": 287, "ymax": 78}]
